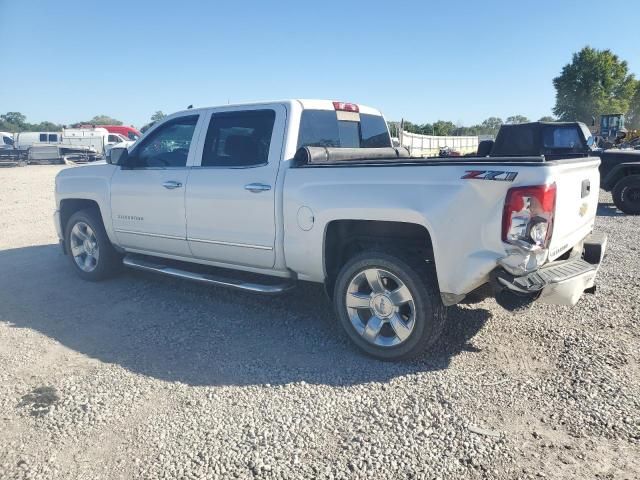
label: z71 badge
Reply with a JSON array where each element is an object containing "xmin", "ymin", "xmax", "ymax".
[{"xmin": 461, "ymin": 170, "xmax": 518, "ymax": 182}]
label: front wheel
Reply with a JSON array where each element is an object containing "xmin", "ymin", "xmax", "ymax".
[
  {"xmin": 65, "ymin": 208, "xmax": 122, "ymax": 281},
  {"xmin": 333, "ymin": 250, "xmax": 447, "ymax": 360},
  {"xmin": 612, "ymin": 175, "xmax": 640, "ymax": 215}
]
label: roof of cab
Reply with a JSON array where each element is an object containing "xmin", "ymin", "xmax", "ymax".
[{"xmin": 169, "ymin": 99, "xmax": 383, "ymax": 118}]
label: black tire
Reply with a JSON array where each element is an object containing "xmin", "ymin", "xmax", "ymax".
[
  {"xmin": 612, "ymin": 175, "xmax": 640, "ymax": 215},
  {"xmin": 333, "ymin": 250, "xmax": 447, "ymax": 361},
  {"xmin": 64, "ymin": 208, "xmax": 122, "ymax": 281}
]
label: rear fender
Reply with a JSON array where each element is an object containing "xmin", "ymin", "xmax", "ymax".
[{"xmin": 602, "ymin": 162, "xmax": 640, "ymax": 191}]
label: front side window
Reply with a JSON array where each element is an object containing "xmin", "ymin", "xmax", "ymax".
[
  {"xmin": 3, "ymin": 136, "xmax": 14, "ymax": 146},
  {"xmin": 134, "ymin": 115, "xmax": 198, "ymax": 168},
  {"xmin": 128, "ymin": 132, "xmax": 140, "ymax": 141},
  {"xmin": 108, "ymin": 134, "xmax": 120, "ymax": 143},
  {"xmin": 48, "ymin": 134, "xmax": 58, "ymax": 142},
  {"xmin": 201, "ymin": 110, "xmax": 275, "ymax": 167}
]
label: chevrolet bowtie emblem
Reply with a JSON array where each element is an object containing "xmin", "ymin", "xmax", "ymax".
[{"xmin": 579, "ymin": 203, "xmax": 588, "ymax": 217}]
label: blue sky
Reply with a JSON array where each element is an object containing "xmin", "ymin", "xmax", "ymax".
[{"xmin": 1, "ymin": 0, "xmax": 638, "ymax": 128}]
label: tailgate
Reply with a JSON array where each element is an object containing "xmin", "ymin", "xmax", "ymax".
[{"xmin": 548, "ymin": 157, "xmax": 601, "ymax": 260}]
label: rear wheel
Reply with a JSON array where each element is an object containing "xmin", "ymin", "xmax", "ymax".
[
  {"xmin": 612, "ymin": 175, "xmax": 640, "ymax": 215},
  {"xmin": 333, "ymin": 250, "xmax": 446, "ymax": 360},
  {"xmin": 65, "ymin": 209, "xmax": 122, "ymax": 281}
]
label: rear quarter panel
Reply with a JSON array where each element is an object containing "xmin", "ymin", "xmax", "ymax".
[{"xmin": 283, "ymin": 162, "xmax": 559, "ymax": 295}]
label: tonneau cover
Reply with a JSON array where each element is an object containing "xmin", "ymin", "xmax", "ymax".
[
  {"xmin": 294, "ymin": 146, "xmax": 546, "ymax": 166},
  {"xmin": 294, "ymin": 147, "xmax": 410, "ymax": 165}
]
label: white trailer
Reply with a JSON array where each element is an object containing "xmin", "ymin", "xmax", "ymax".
[
  {"xmin": 14, "ymin": 127, "xmax": 126, "ymax": 159},
  {"xmin": 14, "ymin": 131, "xmax": 61, "ymax": 149}
]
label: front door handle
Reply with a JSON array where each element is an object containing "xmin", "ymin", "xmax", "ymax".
[
  {"xmin": 163, "ymin": 180, "xmax": 183, "ymax": 189},
  {"xmin": 244, "ymin": 183, "xmax": 271, "ymax": 193}
]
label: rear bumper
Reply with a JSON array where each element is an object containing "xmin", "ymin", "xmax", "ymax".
[{"xmin": 493, "ymin": 232, "xmax": 607, "ymax": 307}]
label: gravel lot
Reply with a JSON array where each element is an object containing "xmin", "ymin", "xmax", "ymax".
[{"xmin": 0, "ymin": 165, "xmax": 639, "ymax": 480}]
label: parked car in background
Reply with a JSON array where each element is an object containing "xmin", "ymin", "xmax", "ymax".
[
  {"xmin": 0, "ymin": 131, "xmax": 14, "ymax": 150},
  {"xmin": 14, "ymin": 131, "xmax": 62, "ymax": 149},
  {"xmin": 480, "ymin": 121, "xmax": 640, "ymax": 214},
  {"xmin": 78, "ymin": 124, "xmax": 141, "ymax": 141},
  {"xmin": 54, "ymin": 100, "xmax": 606, "ymax": 360}
]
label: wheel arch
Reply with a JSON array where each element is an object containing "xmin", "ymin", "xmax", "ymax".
[
  {"xmin": 322, "ymin": 219, "xmax": 437, "ymax": 299},
  {"xmin": 59, "ymin": 199, "xmax": 103, "ymax": 253}
]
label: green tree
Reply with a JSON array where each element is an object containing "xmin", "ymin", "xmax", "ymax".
[
  {"xmin": 479, "ymin": 117, "xmax": 503, "ymax": 134},
  {"xmin": 86, "ymin": 115, "xmax": 123, "ymax": 125},
  {"xmin": 538, "ymin": 116, "xmax": 556, "ymax": 122},
  {"xmin": 432, "ymin": 120, "xmax": 456, "ymax": 136},
  {"xmin": 151, "ymin": 111, "xmax": 166, "ymax": 122},
  {"xmin": 34, "ymin": 121, "xmax": 63, "ymax": 131},
  {"xmin": 553, "ymin": 46, "xmax": 637, "ymax": 123},
  {"xmin": 627, "ymin": 81, "xmax": 640, "ymax": 129},
  {"xmin": 0, "ymin": 112, "xmax": 27, "ymax": 130},
  {"xmin": 505, "ymin": 115, "xmax": 530, "ymax": 124}
]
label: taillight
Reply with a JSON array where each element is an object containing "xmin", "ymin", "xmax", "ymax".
[
  {"xmin": 332, "ymin": 101, "xmax": 359, "ymax": 113},
  {"xmin": 502, "ymin": 183, "xmax": 556, "ymax": 247}
]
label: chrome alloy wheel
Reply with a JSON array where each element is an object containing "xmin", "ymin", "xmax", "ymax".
[
  {"xmin": 345, "ymin": 268, "xmax": 416, "ymax": 347},
  {"xmin": 70, "ymin": 221, "xmax": 99, "ymax": 272}
]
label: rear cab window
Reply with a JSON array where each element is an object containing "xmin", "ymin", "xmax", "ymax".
[
  {"xmin": 542, "ymin": 125, "xmax": 586, "ymax": 153},
  {"xmin": 297, "ymin": 109, "xmax": 391, "ymax": 149}
]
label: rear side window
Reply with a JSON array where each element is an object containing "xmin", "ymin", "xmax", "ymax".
[
  {"xmin": 297, "ymin": 110, "xmax": 391, "ymax": 149},
  {"xmin": 542, "ymin": 126, "xmax": 585, "ymax": 151},
  {"xmin": 495, "ymin": 127, "xmax": 535, "ymax": 155},
  {"xmin": 39, "ymin": 134, "xmax": 47, "ymax": 142},
  {"xmin": 201, "ymin": 110, "xmax": 275, "ymax": 167}
]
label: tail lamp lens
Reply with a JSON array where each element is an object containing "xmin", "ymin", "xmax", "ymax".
[{"xmin": 502, "ymin": 183, "xmax": 556, "ymax": 247}]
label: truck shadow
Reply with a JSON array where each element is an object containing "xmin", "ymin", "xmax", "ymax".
[
  {"xmin": 597, "ymin": 202, "xmax": 625, "ymax": 217},
  {"xmin": 0, "ymin": 244, "xmax": 491, "ymax": 387}
]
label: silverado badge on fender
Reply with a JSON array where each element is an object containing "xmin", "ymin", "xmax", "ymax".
[{"xmin": 461, "ymin": 170, "xmax": 518, "ymax": 182}]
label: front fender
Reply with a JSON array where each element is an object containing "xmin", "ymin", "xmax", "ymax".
[{"xmin": 55, "ymin": 163, "xmax": 118, "ymax": 244}]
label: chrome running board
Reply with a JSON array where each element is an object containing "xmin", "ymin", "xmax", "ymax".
[{"xmin": 123, "ymin": 254, "xmax": 295, "ymax": 295}]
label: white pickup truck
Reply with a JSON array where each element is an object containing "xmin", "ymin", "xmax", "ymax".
[{"xmin": 54, "ymin": 100, "xmax": 607, "ymax": 360}]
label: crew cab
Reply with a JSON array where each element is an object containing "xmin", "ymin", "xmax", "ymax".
[{"xmin": 54, "ymin": 100, "xmax": 607, "ymax": 360}]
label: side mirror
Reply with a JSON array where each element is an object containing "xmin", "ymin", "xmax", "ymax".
[
  {"xmin": 586, "ymin": 136, "xmax": 595, "ymax": 147},
  {"xmin": 108, "ymin": 147, "xmax": 129, "ymax": 166}
]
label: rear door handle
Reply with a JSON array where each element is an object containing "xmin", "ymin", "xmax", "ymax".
[
  {"xmin": 162, "ymin": 180, "xmax": 183, "ymax": 189},
  {"xmin": 244, "ymin": 183, "xmax": 271, "ymax": 193}
]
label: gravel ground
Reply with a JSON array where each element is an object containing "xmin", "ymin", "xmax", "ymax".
[{"xmin": 0, "ymin": 165, "xmax": 638, "ymax": 480}]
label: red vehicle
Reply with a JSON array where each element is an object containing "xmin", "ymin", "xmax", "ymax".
[
  {"xmin": 97, "ymin": 125, "xmax": 141, "ymax": 141},
  {"xmin": 77, "ymin": 125, "xmax": 141, "ymax": 141}
]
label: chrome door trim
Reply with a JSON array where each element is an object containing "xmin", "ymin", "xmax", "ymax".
[
  {"xmin": 188, "ymin": 237, "xmax": 273, "ymax": 250},
  {"xmin": 115, "ymin": 229, "xmax": 186, "ymax": 241},
  {"xmin": 244, "ymin": 183, "xmax": 272, "ymax": 193}
]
